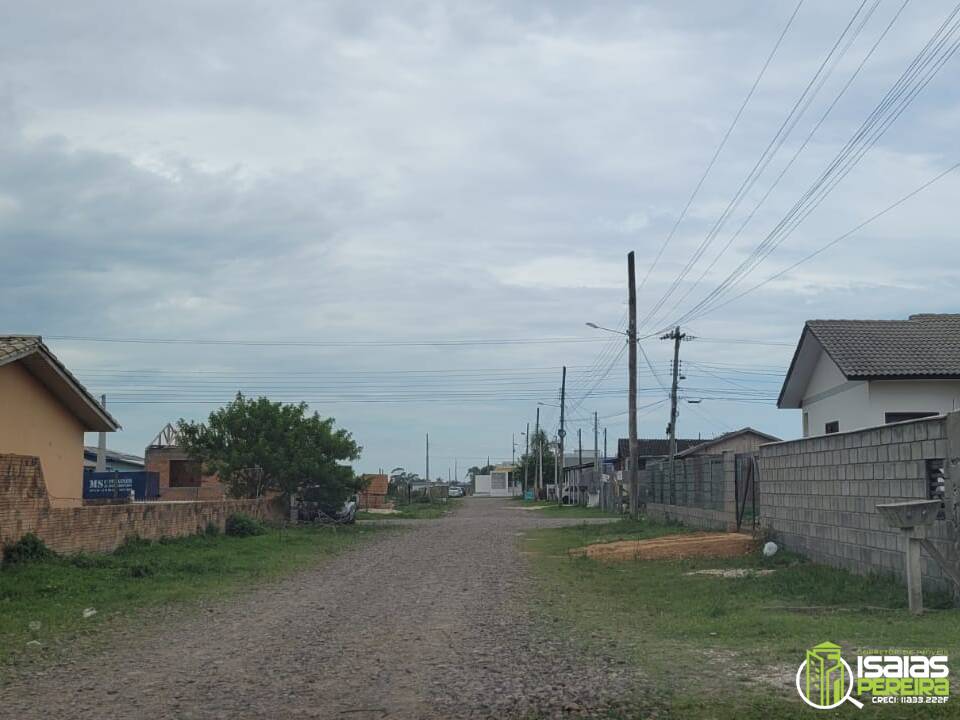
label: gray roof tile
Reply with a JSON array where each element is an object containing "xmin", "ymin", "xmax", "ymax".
[{"xmin": 807, "ymin": 314, "xmax": 960, "ymax": 378}]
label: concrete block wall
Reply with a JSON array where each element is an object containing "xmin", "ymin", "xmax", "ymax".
[
  {"xmin": 642, "ymin": 451, "xmax": 738, "ymax": 531},
  {"xmin": 0, "ymin": 454, "xmax": 284, "ymax": 560},
  {"xmin": 757, "ymin": 416, "xmax": 953, "ymax": 594}
]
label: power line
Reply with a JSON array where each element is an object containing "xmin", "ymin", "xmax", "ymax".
[
  {"xmin": 669, "ymin": 3, "xmax": 960, "ymax": 328},
  {"xmin": 639, "ymin": 0, "xmax": 879, "ymax": 330},
  {"xmin": 45, "ymin": 334, "xmax": 609, "ymax": 348},
  {"xmin": 635, "ymin": 0, "xmax": 805, "ymax": 297}
]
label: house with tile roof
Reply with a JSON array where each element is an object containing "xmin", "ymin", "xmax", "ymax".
[
  {"xmin": 778, "ymin": 314, "xmax": 960, "ymax": 437},
  {"xmin": 0, "ymin": 336, "xmax": 119, "ymax": 506}
]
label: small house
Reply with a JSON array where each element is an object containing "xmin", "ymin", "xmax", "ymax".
[
  {"xmin": 779, "ymin": 314, "xmax": 960, "ymax": 437},
  {"xmin": 0, "ymin": 336, "xmax": 119, "ymax": 507}
]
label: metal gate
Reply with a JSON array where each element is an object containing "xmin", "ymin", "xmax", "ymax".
[{"xmin": 734, "ymin": 453, "xmax": 758, "ymax": 532}]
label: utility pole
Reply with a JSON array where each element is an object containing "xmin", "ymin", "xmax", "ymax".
[
  {"xmin": 577, "ymin": 427, "xmax": 583, "ymax": 505},
  {"xmin": 661, "ymin": 326, "xmax": 688, "ymax": 494},
  {"xmin": 96, "ymin": 393, "xmax": 107, "ymax": 472},
  {"xmin": 524, "ymin": 422, "xmax": 530, "ymax": 493},
  {"xmin": 628, "ymin": 251, "xmax": 639, "ymax": 519},
  {"xmin": 604, "ymin": 427, "xmax": 608, "ymax": 459},
  {"xmin": 594, "ymin": 411, "xmax": 600, "ymax": 511},
  {"xmin": 535, "ymin": 406, "xmax": 542, "ymax": 494},
  {"xmin": 558, "ymin": 365, "xmax": 567, "ymax": 506},
  {"xmin": 425, "ymin": 433, "xmax": 430, "ymax": 485},
  {"xmin": 512, "ymin": 433, "xmax": 516, "ymax": 466},
  {"xmin": 455, "ymin": 459, "xmax": 458, "ymax": 483}
]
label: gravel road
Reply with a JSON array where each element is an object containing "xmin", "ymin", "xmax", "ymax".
[{"xmin": 0, "ymin": 499, "xmax": 646, "ymax": 719}]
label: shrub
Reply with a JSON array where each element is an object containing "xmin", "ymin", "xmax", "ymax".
[
  {"xmin": 2, "ymin": 533, "xmax": 56, "ymax": 565},
  {"xmin": 115, "ymin": 534, "xmax": 152, "ymax": 555},
  {"xmin": 128, "ymin": 563, "xmax": 155, "ymax": 578},
  {"xmin": 225, "ymin": 513, "xmax": 265, "ymax": 537}
]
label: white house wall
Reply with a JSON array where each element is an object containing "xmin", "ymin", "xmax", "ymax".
[
  {"xmin": 801, "ymin": 350, "xmax": 960, "ymax": 435},
  {"xmin": 801, "ymin": 352, "xmax": 870, "ymax": 436}
]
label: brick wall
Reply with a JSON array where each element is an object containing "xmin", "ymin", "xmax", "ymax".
[
  {"xmin": 0, "ymin": 454, "xmax": 284, "ymax": 559},
  {"xmin": 758, "ymin": 415, "xmax": 954, "ymax": 593},
  {"xmin": 144, "ymin": 445, "xmax": 225, "ymax": 500},
  {"xmin": 640, "ymin": 452, "xmax": 738, "ymax": 531}
]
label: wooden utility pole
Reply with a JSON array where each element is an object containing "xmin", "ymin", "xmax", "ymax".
[
  {"xmin": 558, "ymin": 365, "xmax": 567, "ymax": 506},
  {"xmin": 628, "ymin": 251, "xmax": 639, "ymax": 518},
  {"xmin": 661, "ymin": 326, "xmax": 687, "ymax": 493},
  {"xmin": 577, "ymin": 427, "xmax": 583, "ymax": 505},
  {"xmin": 512, "ymin": 433, "xmax": 516, "ymax": 466},
  {"xmin": 524, "ymin": 422, "xmax": 530, "ymax": 493},
  {"xmin": 535, "ymin": 406, "xmax": 542, "ymax": 493},
  {"xmin": 594, "ymin": 411, "xmax": 600, "ymax": 510},
  {"xmin": 425, "ymin": 433, "xmax": 430, "ymax": 484}
]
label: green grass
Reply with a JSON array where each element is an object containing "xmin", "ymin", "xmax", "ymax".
[
  {"xmin": 510, "ymin": 497, "xmax": 622, "ymax": 518},
  {"xmin": 0, "ymin": 523, "xmax": 383, "ymax": 671},
  {"xmin": 357, "ymin": 498, "xmax": 461, "ymax": 520},
  {"xmin": 525, "ymin": 519, "xmax": 960, "ymax": 719}
]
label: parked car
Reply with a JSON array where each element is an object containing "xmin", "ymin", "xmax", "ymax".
[
  {"xmin": 298, "ymin": 494, "xmax": 358, "ymax": 524},
  {"xmin": 448, "ymin": 486, "xmax": 464, "ymax": 498}
]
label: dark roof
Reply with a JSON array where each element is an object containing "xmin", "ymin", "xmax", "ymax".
[
  {"xmin": 0, "ymin": 336, "xmax": 119, "ymax": 431},
  {"xmin": 779, "ymin": 314, "xmax": 960, "ymax": 407},
  {"xmin": 617, "ymin": 437, "xmax": 701, "ymax": 459},
  {"xmin": 83, "ymin": 446, "xmax": 145, "ymax": 467},
  {"xmin": 807, "ymin": 315, "xmax": 960, "ymax": 378},
  {"xmin": 675, "ymin": 427, "xmax": 781, "ymax": 458}
]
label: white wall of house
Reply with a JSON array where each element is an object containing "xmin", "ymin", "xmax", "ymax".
[
  {"xmin": 474, "ymin": 474, "xmax": 492, "ymax": 496},
  {"xmin": 800, "ymin": 351, "xmax": 960, "ymax": 436}
]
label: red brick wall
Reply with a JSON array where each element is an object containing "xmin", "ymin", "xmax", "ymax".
[
  {"xmin": 0, "ymin": 454, "xmax": 284, "ymax": 560},
  {"xmin": 144, "ymin": 446, "xmax": 225, "ymax": 500}
]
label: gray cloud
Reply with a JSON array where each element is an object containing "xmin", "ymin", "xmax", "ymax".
[{"xmin": 3, "ymin": 1, "xmax": 960, "ymax": 473}]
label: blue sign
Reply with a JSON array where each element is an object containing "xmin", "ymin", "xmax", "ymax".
[
  {"xmin": 524, "ymin": 489, "xmax": 535, "ymax": 501},
  {"xmin": 83, "ymin": 471, "xmax": 160, "ymax": 500}
]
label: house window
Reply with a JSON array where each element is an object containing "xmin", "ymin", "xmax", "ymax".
[
  {"xmin": 825, "ymin": 421, "xmax": 839, "ymax": 434},
  {"xmin": 885, "ymin": 411, "xmax": 938, "ymax": 424},
  {"xmin": 169, "ymin": 459, "xmax": 202, "ymax": 487}
]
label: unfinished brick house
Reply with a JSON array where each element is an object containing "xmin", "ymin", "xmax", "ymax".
[
  {"xmin": 144, "ymin": 423, "xmax": 225, "ymax": 501},
  {"xmin": 358, "ymin": 473, "xmax": 389, "ymax": 509}
]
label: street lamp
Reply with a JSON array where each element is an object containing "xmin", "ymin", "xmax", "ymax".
[{"xmin": 585, "ymin": 322, "xmax": 628, "ymax": 337}]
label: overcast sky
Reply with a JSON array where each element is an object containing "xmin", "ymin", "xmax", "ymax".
[{"xmin": 3, "ymin": 0, "xmax": 960, "ymax": 477}]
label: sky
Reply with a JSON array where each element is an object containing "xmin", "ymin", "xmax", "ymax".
[{"xmin": 3, "ymin": 0, "xmax": 960, "ymax": 478}]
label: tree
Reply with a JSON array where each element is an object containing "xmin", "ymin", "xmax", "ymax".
[
  {"xmin": 517, "ymin": 429, "xmax": 557, "ymax": 490},
  {"xmin": 467, "ymin": 464, "xmax": 495, "ymax": 478},
  {"xmin": 176, "ymin": 393, "xmax": 362, "ymax": 504}
]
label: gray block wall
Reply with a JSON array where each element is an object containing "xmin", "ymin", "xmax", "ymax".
[
  {"xmin": 758, "ymin": 416, "xmax": 953, "ymax": 594},
  {"xmin": 642, "ymin": 451, "xmax": 738, "ymax": 531}
]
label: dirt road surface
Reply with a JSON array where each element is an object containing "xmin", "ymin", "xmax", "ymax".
[{"xmin": 0, "ymin": 499, "xmax": 645, "ymax": 719}]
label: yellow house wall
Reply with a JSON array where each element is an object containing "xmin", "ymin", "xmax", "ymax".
[{"xmin": 0, "ymin": 362, "xmax": 85, "ymax": 507}]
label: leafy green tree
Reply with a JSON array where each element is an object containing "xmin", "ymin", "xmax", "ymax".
[
  {"xmin": 177, "ymin": 393, "xmax": 362, "ymax": 503},
  {"xmin": 517, "ymin": 430, "xmax": 557, "ymax": 490}
]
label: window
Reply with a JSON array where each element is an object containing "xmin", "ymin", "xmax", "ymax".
[
  {"xmin": 169, "ymin": 459, "xmax": 202, "ymax": 487},
  {"xmin": 885, "ymin": 411, "xmax": 938, "ymax": 424},
  {"xmin": 825, "ymin": 421, "xmax": 839, "ymax": 434}
]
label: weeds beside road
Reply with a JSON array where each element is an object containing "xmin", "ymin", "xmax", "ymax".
[
  {"xmin": 525, "ymin": 519, "xmax": 960, "ymax": 719},
  {"xmin": 0, "ymin": 522, "xmax": 382, "ymax": 671}
]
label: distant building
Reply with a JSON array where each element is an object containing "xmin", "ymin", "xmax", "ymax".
[
  {"xmin": 358, "ymin": 473, "xmax": 389, "ymax": 509},
  {"xmin": 675, "ymin": 428, "xmax": 780, "ymax": 457},
  {"xmin": 144, "ymin": 423, "xmax": 225, "ymax": 501},
  {"xmin": 474, "ymin": 464, "xmax": 517, "ymax": 497},
  {"xmin": 83, "ymin": 446, "xmax": 144, "ymax": 472},
  {"xmin": 779, "ymin": 315, "xmax": 960, "ymax": 437},
  {"xmin": 0, "ymin": 336, "xmax": 119, "ymax": 507},
  {"xmin": 615, "ymin": 438, "xmax": 702, "ymax": 472}
]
